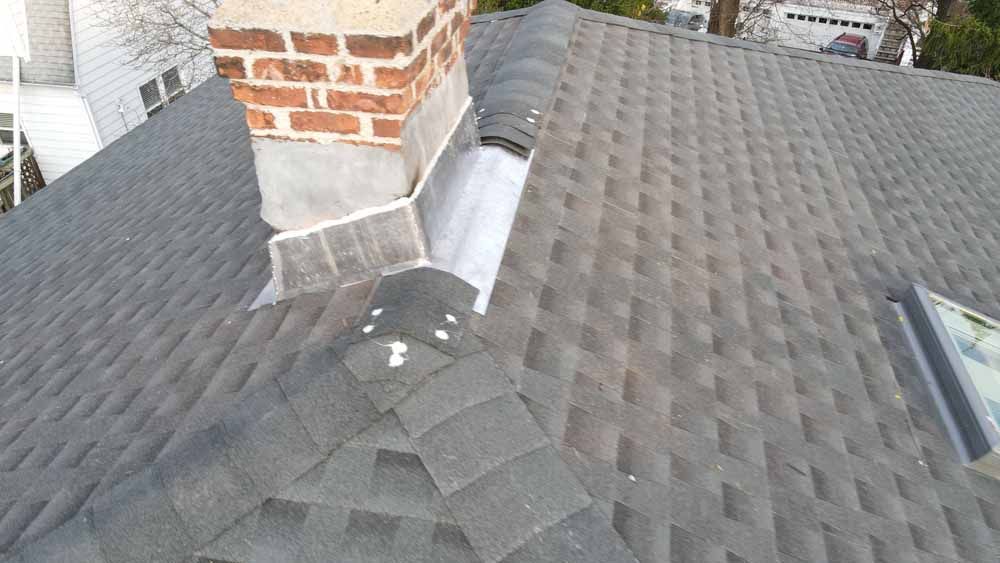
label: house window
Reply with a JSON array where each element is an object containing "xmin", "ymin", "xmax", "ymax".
[
  {"xmin": 901, "ymin": 285, "xmax": 1000, "ymax": 478},
  {"xmin": 852, "ymin": 21, "xmax": 862, "ymax": 27},
  {"xmin": 138, "ymin": 66, "xmax": 185, "ymax": 118},
  {"xmin": 863, "ymin": 23, "xmax": 873, "ymax": 29},
  {"xmin": 841, "ymin": 20, "xmax": 850, "ymax": 26},
  {"xmin": 786, "ymin": 12, "xmax": 796, "ymax": 18},
  {"xmin": 139, "ymin": 79, "xmax": 164, "ymax": 117},
  {"xmin": 829, "ymin": 19, "xmax": 839, "ymax": 25},
  {"xmin": 819, "ymin": 17, "xmax": 828, "ymax": 23},
  {"xmin": 0, "ymin": 113, "xmax": 29, "ymax": 147},
  {"xmin": 807, "ymin": 15, "xmax": 817, "ymax": 21},
  {"xmin": 162, "ymin": 67, "xmax": 185, "ymax": 103},
  {"xmin": 797, "ymin": 14, "xmax": 806, "ymax": 20}
]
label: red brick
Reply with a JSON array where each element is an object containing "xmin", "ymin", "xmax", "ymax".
[
  {"xmin": 342, "ymin": 139, "xmax": 401, "ymax": 151},
  {"xmin": 336, "ymin": 64, "xmax": 364, "ymax": 85},
  {"xmin": 450, "ymin": 11, "xmax": 465, "ymax": 35},
  {"xmin": 444, "ymin": 47, "xmax": 459, "ymax": 74},
  {"xmin": 290, "ymin": 32, "xmax": 339, "ymax": 55},
  {"xmin": 311, "ymin": 89, "xmax": 325, "ymax": 108},
  {"xmin": 209, "ymin": 27, "xmax": 285, "ymax": 52},
  {"xmin": 417, "ymin": 9, "xmax": 437, "ymax": 42},
  {"xmin": 374, "ymin": 51, "xmax": 427, "ymax": 89},
  {"xmin": 431, "ymin": 26, "xmax": 449, "ymax": 55},
  {"xmin": 253, "ymin": 58, "xmax": 329, "ymax": 82},
  {"xmin": 326, "ymin": 90, "xmax": 411, "ymax": 114},
  {"xmin": 231, "ymin": 83, "xmax": 308, "ymax": 107},
  {"xmin": 439, "ymin": 0, "xmax": 457, "ymax": 13},
  {"xmin": 246, "ymin": 109, "xmax": 275, "ymax": 129},
  {"xmin": 214, "ymin": 56, "xmax": 246, "ymax": 79},
  {"xmin": 290, "ymin": 111, "xmax": 361, "ymax": 134},
  {"xmin": 345, "ymin": 34, "xmax": 413, "ymax": 59},
  {"xmin": 412, "ymin": 67, "xmax": 433, "ymax": 100},
  {"xmin": 372, "ymin": 118, "xmax": 403, "ymax": 138},
  {"xmin": 436, "ymin": 37, "xmax": 453, "ymax": 67}
]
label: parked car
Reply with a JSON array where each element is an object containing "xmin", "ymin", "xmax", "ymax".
[
  {"xmin": 821, "ymin": 33, "xmax": 869, "ymax": 59},
  {"xmin": 665, "ymin": 10, "xmax": 707, "ymax": 31}
]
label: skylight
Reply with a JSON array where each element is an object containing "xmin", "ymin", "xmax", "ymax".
[{"xmin": 901, "ymin": 285, "xmax": 1000, "ymax": 477}]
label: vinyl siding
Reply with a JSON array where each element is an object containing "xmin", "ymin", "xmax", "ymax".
[
  {"xmin": 0, "ymin": 83, "xmax": 100, "ymax": 181},
  {"xmin": 70, "ymin": 0, "xmax": 156, "ymax": 145},
  {"xmin": 0, "ymin": 0, "xmax": 75, "ymax": 85}
]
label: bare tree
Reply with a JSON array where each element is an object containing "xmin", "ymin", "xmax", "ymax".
[
  {"xmin": 96, "ymin": 0, "xmax": 219, "ymax": 89},
  {"xmin": 735, "ymin": 0, "xmax": 782, "ymax": 41},
  {"xmin": 709, "ymin": 0, "xmax": 741, "ymax": 35}
]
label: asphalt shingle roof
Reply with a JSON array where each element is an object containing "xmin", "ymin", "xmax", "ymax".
[
  {"xmin": 5, "ymin": 0, "xmax": 1000, "ymax": 561},
  {"xmin": 474, "ymin": 4, "xmax": 1000, "ymax": 562}
]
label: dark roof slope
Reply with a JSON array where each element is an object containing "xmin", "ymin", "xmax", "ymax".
[
  {"xmin": 0, "ymin": 0, "xmax": 75, "ymax": 85},
  {"xmin": 0, "ymin": 78, "xmax": 371, "ymax": 556},
  {"xmin": 474, "ymin": 5, "xmax": 1000, "ymax": 563},
  {"xmin": 5, "ymin": 0, "xmax": 1000, "ymax": 561}
]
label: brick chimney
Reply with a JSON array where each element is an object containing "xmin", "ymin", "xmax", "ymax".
[{"xmin": 209, "ymin": 0, "xmax": 478, "ymax": 299}]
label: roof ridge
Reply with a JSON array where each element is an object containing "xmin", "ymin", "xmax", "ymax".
[
  {"xmin": 474, "ymin": 0, "xmax": 1000, "ymax": 89},
  {"xmin": 574, "ymin": 5, "xmax": 1000, "ymax": 88},
  {"xmin": 469, "ymin": 0, "xmax": 579, "ymax": 155}
]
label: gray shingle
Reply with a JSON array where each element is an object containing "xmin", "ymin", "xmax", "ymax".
[
  {"xmin": 474, "ymin": 4, "xmax": 1000, "ymax": 563},
  {"xmin": 412, "ymin": 394, "xmax": 550, "ymax": 496},
  {"xmin": 446, "ymin": 446, "xmax": 592, "ymax": 562},
  {"xmin": 7, "ymin": 0, "xmax": 1000, "ymax": 561}
]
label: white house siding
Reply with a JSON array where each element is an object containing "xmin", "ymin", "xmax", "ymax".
[
  {"xmin": 0, "ymin": 82, "xmax": 100, "ymax": 181},
  {"xmin": 70, "ymin": 0, "xmax": 158, "ymax": 146}
]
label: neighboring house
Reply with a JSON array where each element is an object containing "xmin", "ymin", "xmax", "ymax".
[
  {"xmin": 770, "ymin": 0, "xmax": 888, "ymax": 58},
  {"xmin": 3, "ymin": 1, "xmax": 1000, "ymax": 562},
  {"xmin": 664, "ymin": 0, "xmax": 906, "ymax": 62},
  {"xmin": 0, "ymin": 0, "xmax": 208, "ymax": 183}
]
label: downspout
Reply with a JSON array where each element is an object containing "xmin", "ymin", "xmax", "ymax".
[
  {"xmin": 13, "ymin": 54, "xmax": 22, "ymax": 207},
  {"xmin": 67, "ymin": 0, "xmax": 102, "ymax": 149}
]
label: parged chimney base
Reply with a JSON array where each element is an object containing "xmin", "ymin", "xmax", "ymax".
[{"xmin": 269, "ymin": 92, "xmax": 479, "ymax": 300}]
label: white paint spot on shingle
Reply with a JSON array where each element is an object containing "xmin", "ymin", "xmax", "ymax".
[
  {"xmin": 386, "ymin": 341, "xmax": 408, "ymax": 367},
  {"xmin": 435, "ymin": 330, "xmax": 450, "ymax": 341},
  {"xmin": 530, "ymin": 109, "xmax": 541, "ymax": 115},
  {"xmin": 362, "ymin": 324, "xmax": 374, "ymax": 334},
  {"xmin": 371, "ymin": 308, "xmax": 383, "ymax": 317},
  {"xmin": 445, "ymin": 314, "xmax": 457, "ymax": 324},
  {"xmin": 628, "ymin": 474, "xmax": 637, "ymax": 482},
  {"xmin": 526, "ymin": 117, "xmax": 536, "ymax": 124}
]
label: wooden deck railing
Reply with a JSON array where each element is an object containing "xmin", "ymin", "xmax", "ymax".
[{"xmin": 0, "ymin": 147, "xmax": 46, "ymax": 213}]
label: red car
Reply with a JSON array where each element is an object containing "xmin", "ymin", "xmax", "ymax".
[{"xmin": 821, "ymin": 33, "xmax": 869, "ymax": 59}]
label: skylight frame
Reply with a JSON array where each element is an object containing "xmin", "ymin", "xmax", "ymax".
[{"xmin": 902, "ymin": 284, "xmax": 1000, "ymax": 477}]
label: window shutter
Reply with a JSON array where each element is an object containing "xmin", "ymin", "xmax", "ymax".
[{"xmin": 162, "ymin": 67, "xmax": 183, "ymax": 97}]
